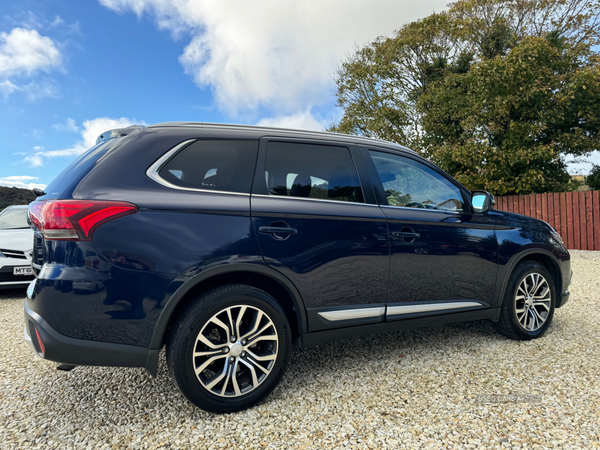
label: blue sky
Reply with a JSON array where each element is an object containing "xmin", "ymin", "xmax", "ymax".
[{"xmin": 1, "ymin": 0, "xmax": 597, "ymax": 190}]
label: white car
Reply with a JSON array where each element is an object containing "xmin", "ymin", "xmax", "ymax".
[{"xmin": 0, "ymin": 205, "xmax": 34, "ymax": 289}]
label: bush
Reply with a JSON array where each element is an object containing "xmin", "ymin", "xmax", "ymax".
[{"xmin": 588, "ymin": 165, "xmax": 600, "ymax": 191}]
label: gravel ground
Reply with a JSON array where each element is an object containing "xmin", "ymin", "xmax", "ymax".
[{"xmin": 1, "ymin": 251, "xmax": 599, "ymax": 449}]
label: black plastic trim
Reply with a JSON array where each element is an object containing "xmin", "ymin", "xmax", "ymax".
[
  {"xmin": 296, "ymin": 308, "xmax": 500, "ymax": 348},
  {"xmin": 557, "ymin": 291, "xmax": 570, "ymax": 308},
  {"xmin": 495, "ymin": 248, "xmax": 564, "ymax": 307},
  {"xmin": 148, "ymin": 263, "xmax": 308, "ymax": 349},
  {"xmin": 24, "ymin": 302, "xmax": 153, "ymax": 374}
]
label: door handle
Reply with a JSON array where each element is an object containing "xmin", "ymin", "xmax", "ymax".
[
  {"xmin": 391, "ymin": 227, "xmax": 420, "ymax": 243},
  {"xmin": 259, "ymin": 226, "xmax": 298, "ymax": 235},
  {"xmin": 391, "ymin": 231, "xmax": 420, "ymax": 239}
]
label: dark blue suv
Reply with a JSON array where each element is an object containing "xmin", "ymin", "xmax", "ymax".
[{"xmin": 25, "ymin": 122, "xmax": 571, "ymax": 412}]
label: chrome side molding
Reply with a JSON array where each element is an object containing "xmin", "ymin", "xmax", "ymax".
[
  {"xmin": 387, "ymin": 301, "xmax": 485, "ymax": 317},
  {"xmin": 317, "ymin": 301, "xmax": 486, "ymax": 323},
  {"xmin": 318, "ymin": 307, "xmax": 385, "ymax": 322}
]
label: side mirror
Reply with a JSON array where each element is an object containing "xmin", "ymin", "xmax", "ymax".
[{"xmin": 471, "ymin": 191, "xmax": 495, "ymax": 213}]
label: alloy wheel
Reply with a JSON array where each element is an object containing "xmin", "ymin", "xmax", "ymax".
[
  {"xmin": 514, "ymin": 273, "xmax": 551, "ymax": 332},
  {"xmin": 192, "ymin": 305, "xmax": 279, "ymax": 397}
]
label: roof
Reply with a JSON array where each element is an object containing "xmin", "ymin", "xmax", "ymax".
[{"xmin": 147, "ymin": 121, "xmax": 415, "ymax": 153}]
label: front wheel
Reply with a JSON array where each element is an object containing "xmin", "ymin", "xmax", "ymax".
[
  {"xmin": 166, "ymin": 284, "xmax": 292, "ymax": 413},
  {"xmin": 497, "ymin": 261, "xmax": 556, "ymax": 340}
]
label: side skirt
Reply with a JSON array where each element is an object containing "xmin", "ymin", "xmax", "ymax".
[{"xmin": 295, "ymin": 308, "xmax": 501, "ymax": 348}]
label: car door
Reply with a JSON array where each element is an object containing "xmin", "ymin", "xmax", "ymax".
[
  {"xmin": 362, "ymin": 147, "xmax": 498, "ymax": 320},
  {"xmin": 251, "ymin": 139, "xmax": 390, "ymax": 332}
]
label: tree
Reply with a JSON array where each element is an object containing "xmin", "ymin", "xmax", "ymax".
[
  {"xmin": 421, "ymin": 35, "xmax": 600, "ymax": 194},
  {"xmin": 329, "ymin": 12, "xmax": 465, "ymax": 150},
  {"xmin": 329, "ymin": 0, "xmax": 600, "ymax": 195},
  {"xmin": 588, "ymin": 165, "xmax": 600, "ymax": 190},
  {"xmin": 0, "ymin": 186, "xmax": 36, "ymax": 210}
]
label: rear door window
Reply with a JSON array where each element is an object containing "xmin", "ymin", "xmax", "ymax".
[
  {"xmin": 262, "ymin": 142, "xmax": 364, "ymax": 203},
  {"xmin": 158, "ymin": 140, "xmax": 259, "ymax": 194}
]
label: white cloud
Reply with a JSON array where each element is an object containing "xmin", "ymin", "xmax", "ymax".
[
  {"xmin": 567, "ymin": 151, "xmax": 600, "ymax": 175},
  {"xmin": 0, "ymin": 80, "xmax": 19, "ymax": 97},
  {"xmin": 0, "ymin": 175, "xmax": 46, "ymax": 190},
  {"xmin": 99, "ymin": 0, "xmax": 448, "ymax": 114},
  {"xmin": 0, "ymin": 28, "xmax": 63, "ymax": 78},
  {"xmin": 52, "ymin": 118, "xmax": 79, "ymax": 133},
  {"xmin": 0, "ymin": 27, "xmax": 64, "ymax": 101},
  {"xmin": 256, "ymin": 110, "xmax": 328, "ymax": 131},
  {"xmin": 21, "ymin": 79, "xmax": 60, "ymax": 101},
  {"xmin": 23, "ymin": 117, "xmax": 143, "ymax": 167},
  {"xmin": 0, "ymin": 78, "xmax": 59, "ymax": 101}
]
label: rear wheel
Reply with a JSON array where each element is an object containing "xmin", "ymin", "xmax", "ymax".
[
  {"xmin": 166, "ymin": 284, "xmax": 292, "ymax": 413},
  {"xmin": 497, "ymin": 261, "xmax": 556, "ymax": 340}
]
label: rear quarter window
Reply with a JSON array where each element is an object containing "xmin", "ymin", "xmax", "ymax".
[{"xmin": 157, "ymin": 140, "xmax": 259, "ymax": 194}]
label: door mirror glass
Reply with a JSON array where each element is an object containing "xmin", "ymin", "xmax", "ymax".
[{"xmin": 471, "ymin": 191, "xmax": 494, "ymax": 213}]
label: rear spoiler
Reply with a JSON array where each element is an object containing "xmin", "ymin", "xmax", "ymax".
[{"xmin": 96, "ymin": 125, "xmax": 146, "ymax": 144}]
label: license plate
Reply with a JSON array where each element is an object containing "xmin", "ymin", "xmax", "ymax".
[{"xmin": 13, "ymin": 266, "xmax": 33, "ymax": 276}]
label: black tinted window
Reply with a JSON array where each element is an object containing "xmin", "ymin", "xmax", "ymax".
[
  {"xmin": 159, "ymin": 140, "xmax": 258, "ymax": 193},
  {"xmin": 370, "ymin": 151, "xmax": 465, "ymax": 212},
  {"xmin": 264, "ymin": 142, "xmax": 364, "ymax": 203}
]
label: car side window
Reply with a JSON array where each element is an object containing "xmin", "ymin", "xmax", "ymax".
[
  {"xmin": 158, "ymin": 140, "xmax": 258, "ymax": 193},
  {"xmin": 369, "ymin": 150, "xmax": 465, "ymax": 212},
  {"xmin": 264, "ymin": 142, "xmax": 364, "ymax": 203}
]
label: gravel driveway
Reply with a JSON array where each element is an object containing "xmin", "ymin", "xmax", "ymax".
[{"xmin": 1, "ymin": 251, "xmax": 599, "ymax": 449}]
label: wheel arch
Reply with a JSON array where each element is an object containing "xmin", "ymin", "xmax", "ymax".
[
  {"xmin": 498, "ymin": 248, "xmax": 562, "ymax": 306},
  {"xmin": 149, "ymin": 264, "xmax": 307, "ymax": 350}
]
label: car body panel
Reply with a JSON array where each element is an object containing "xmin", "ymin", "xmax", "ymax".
[
  {"xmin": 489, "ymin": 209, "xmax": 571, "ymax": 306},
  {"xmin": 382, "ymin": 207, "xmax": 499, "ymax": 307},
  {"xmin": 22, "ymin": 123, "xmax": 572, "ymax": 375}
]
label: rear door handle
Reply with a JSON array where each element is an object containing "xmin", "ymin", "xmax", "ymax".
[
  {"xmin": 391, "ymin": 231, "xmax": 420, "ymax": 239},
  {"xmin": 259, "ymin": 226, "xmax": 298, "ymax": 235}
]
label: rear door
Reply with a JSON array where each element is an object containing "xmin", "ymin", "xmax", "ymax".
[
  {"xmin": 362, "ymin": 147, "xmax": 498, "ymax": 320},
  {"xmin": 251, "ymin": 139, "xmax": 389, "ymax": 332}
]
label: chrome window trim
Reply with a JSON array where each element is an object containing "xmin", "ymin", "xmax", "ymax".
[
  {"xmin": 145, "ymin": 139, "xmax": 251, "ymax": 197},
  {"xmin": 380, "ymin": 205, "xmax": 462, "ymax": 215},
  {"xmin": 252, "ymin": 194, "xmax": 380, "ymax": 207},
  {"xmin": 318, "ymin": 307, "xmax": 385, "ymax": 321},
  {"xmin": 387, "ymin": 301, "xmax": 484, "ymax": 316}
]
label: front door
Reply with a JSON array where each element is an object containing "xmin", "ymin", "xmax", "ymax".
[
  {"xmin": 251, "ymin": 139, "xmax": 389, "ymax": 332},
  {"xmin": 364, "ymin": 148, "xmax": 498, "ymax": 320}
]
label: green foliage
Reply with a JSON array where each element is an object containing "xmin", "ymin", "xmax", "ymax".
[
  {"xmin": 588, "ymin": 165, "xmax": 600, "ymax": 190},
  {"xmin": 329, "ymin": 12, "xmax": 461, "ymax": 150},
  {"xmin": 422, "ymin": 35, "xmax": 600, "ymax": 194},
  {"xmin": 330, "ymin": 0, "xmax": 600, "ymax": 195},
  {"xmin": 0, "ymin": 186, "xmax": 37, "ymax": 210}
]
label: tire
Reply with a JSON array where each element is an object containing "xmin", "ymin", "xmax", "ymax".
[
  {"xmin": 497, "ymin": 261, "xmax": 556, "ymax": 340},
  {"xmin": 166, "ymin": 284, "xmax": 292, "ymax": 413}
]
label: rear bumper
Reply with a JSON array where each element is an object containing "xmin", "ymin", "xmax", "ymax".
[{"xmin": 24, "ymin": 299, "xmax": 159, "ymax": 376}]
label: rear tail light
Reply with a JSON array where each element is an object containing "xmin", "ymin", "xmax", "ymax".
[{"xmin": 28, "ymin": 200, "xmax": 138, "ymax": 241}]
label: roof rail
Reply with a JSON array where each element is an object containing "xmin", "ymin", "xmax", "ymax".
[
  {"xmin": 147, "ymin": 121, "xmax": 412, "ymax": 152},
  {"xmin": 96, "ymin": 125, "xmax": 146, "ymax": 144}
]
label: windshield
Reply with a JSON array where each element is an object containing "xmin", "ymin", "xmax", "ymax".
[{"xmin": 0, "ymin": 208, "xmax": 29, "ymax": 229}]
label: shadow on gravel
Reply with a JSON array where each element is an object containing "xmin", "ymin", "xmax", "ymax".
[{"xmin": 28, "ymin": 319, "xmax": 502, "ymax": 414}]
